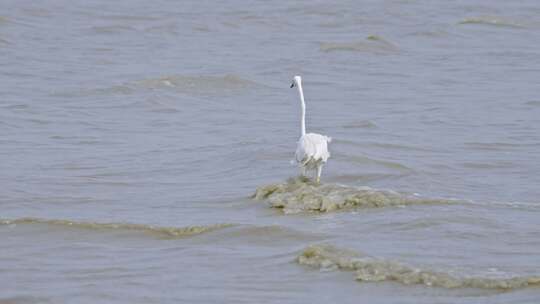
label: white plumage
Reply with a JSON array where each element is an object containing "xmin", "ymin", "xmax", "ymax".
[
  {"xmin": 290, "ymin": 76, "xmax": 331, "ymax": 183},
  {"xmin": 296, "ymin": 133, "xmax": 332, "ymax": 165}
]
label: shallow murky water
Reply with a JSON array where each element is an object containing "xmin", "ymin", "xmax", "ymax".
[{"xmin": 1, "ymin": 0, "xmax": 540, "ymax": 303}]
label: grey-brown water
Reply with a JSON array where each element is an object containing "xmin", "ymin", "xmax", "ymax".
[{"xmin": 2, "ymin": 0, "xmax": 540, "ymax": 303}]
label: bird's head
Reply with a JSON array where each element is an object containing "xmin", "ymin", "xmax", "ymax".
[{"xmin": 290, "ymin": 75, "xmax": 302, "ymax": 88}]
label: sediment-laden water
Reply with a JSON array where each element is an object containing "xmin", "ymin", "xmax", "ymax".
[
  {"xmin": 298, "ymin": 244, "xmax": 540, "ymax": 290},
  {"xmin": 1, "ymin": 0, "xmax": 540, "ymax": 303},
  {"xmin": 254, "ymin": 177, "xmax": 455, "ymax": 213}
]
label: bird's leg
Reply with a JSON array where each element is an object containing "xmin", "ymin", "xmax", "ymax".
[
  {"xmin": 300, "ymin": 166, "xmax": 306, "ymax": 177},
  {"xmin": 315, "ymin": 164, "xmax": 323, "ymax": 184}
]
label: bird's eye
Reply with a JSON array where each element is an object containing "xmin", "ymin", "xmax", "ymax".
[{"xmin": 290, "ymin": 83, "xmax": 295, "ymax": 88}]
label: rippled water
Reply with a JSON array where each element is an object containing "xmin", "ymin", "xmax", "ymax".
[{"xmin": 2, "ymin": 0, "xmax": 540, "ymax": 303}]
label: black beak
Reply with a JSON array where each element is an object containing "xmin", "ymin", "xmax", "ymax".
[{"xmin": 290, "ymin": 83, "xmax": 294, "ymax": 88}]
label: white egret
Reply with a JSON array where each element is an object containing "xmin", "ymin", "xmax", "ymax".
[{"xmin": 290, "ymin": 75, "xmax": 331, "ymax": 183}]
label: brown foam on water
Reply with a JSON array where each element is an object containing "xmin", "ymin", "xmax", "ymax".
[
  {"xmin": 459, "ymin": 16, "xmax": 525, "ymax": 28},
  {"xmin": 137, "ymin": 74, "xmax": 261, "ymax": 95},
  {"xmin": 298, "ymin": 244, "xmax": 540, "ymax": 290},
  {"xmin": 0, "ymin": 218, "xmax": 234, "ymax": 239},
  {"xmin": 253, "ymin": 177, "xmax": 453, "ymax": 214},
  {"xmin": 320, "ymin": 35, "xmax": 398, "ymax": 54},
  {"xmin": 51, "ymin": 74, "xmax": 261, "ymax": 98}
]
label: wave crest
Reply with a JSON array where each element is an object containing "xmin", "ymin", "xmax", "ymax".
[
  {"xmin": 0, "ymin": 218, "xmax": 234, "ymax": 239},
  {"xmin": 320, "ymin": 35, "xmax": 398, "ymax": 54},
  {"xmin": 137, "ymin": 74, "xmax": 260, "ymax": 95},
  {"xmin": 253, "ymin": 177, "xmax": 452, "ymax": 213},
  {"xmin": 298, "ymin": 244, "xmax": 540, "ymax": 289},
  {"xmin": 459, "ymin": 16, "xmax": 525, "ymax": 28},
  {"xmin": 52, "ymin": 74, "xmax": 260, "ymax": 98}
]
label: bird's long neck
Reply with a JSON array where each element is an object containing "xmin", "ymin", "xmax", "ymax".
[{"xmin": 297, "ymin": 82, "xmax": 306, "ymax": 136}]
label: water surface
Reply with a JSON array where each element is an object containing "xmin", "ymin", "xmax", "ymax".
[{"xmin": 1, "ymin": 0, "xmax": 540, "ymax": 303}]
